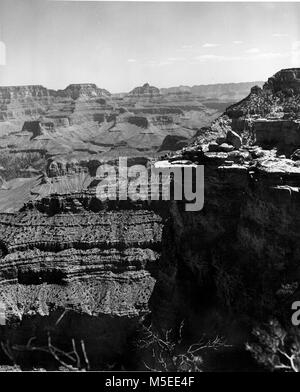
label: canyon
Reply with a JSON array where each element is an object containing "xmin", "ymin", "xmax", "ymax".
[
  {"xmin": 0, "ymin": 81, "xmax": 220, "ymax": 168},
  {"xmin": 0, "ymin": 80, "xmax": 261, "ymax": 161},
  {"xmin": 0, "ymin": 69, "xmax": 299, "ymax": 371}
]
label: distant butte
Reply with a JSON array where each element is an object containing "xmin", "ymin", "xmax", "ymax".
[{"xmin": 128, "ymin": 83, "xmax": 161, "ymax": 96}]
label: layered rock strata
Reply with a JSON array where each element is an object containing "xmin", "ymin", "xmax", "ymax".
[
  {"xmin": 0, "ymin": 199, "xmax": 164, "ymax": 368},
  {"xmin": 0, "ymin": 207, "xmax": 163, "ymax": 319}
]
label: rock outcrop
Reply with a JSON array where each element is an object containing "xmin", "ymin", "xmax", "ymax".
[
  {"xmin": 226, "ymin": 129, "xmax": 242, "ymax": 149},
  {"xmin": 226, "ymin": 68, "xmax": 300, "ymax": 121},
  {"xmin": 128, "ymin": 83, "xmax": 161, "ymax": 97},
  {"xmin": 264, "ymin": 68, "xmax": 300, "ymax": 94},
  {"xmin": 253, "ymin": 119, "xmax": 300, "ymax": 154},
  {"xmin": 0, "ymin": 84, "xmax": 111, "ymax": 122},
  {"xmin": 56, "ymin": 84, "xmax": 111, "ymax": 100}
]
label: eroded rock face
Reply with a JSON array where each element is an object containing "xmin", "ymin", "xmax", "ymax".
[
  {"xmin": 58, "ymin": 84, "xmax": 111, "ymax": 100},
  {"xmin": 0, "ymin": 198, "xmax": 164, "ymax": 368},
  {"xmin": 0, "ymin": 86, "xmax": 52, "ymax": 121},
  {"xmin": 226, "ymin": 68, "xmax": 300, "ymax": 121},
  {"xmin": 128, "ymin": 83, "xmax": 161, "ymax": 97},
  {"xmin": 46, "ymin": 158, "xmax": 87, "ymax": 177},
  {"xmin": 0, "ymin": 80, "xmax": 223, "ymax": 164},
  {"xmin": 0, "ymin": 85, "xmax": 51, "ymax": 100},
  {"xmin": 151, "ymin": 148, "xmax": 300, "ymax": 358},
  {"xmin": 264, "ymin": 68, "xmax": 300, "ymax": 94},
  {"xmin": 0, "ymin": 84, "xmax": 111, "ymax": 122},
  {"xmin": 253, "ymin": 119, "xmax": 300, "ymax": 155},
  {"xmin": 150, "ymin": 72, "xmax": 300, "ymax": 353}
]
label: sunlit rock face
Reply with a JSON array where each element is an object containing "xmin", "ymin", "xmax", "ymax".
[
  {"xmin": 0, "ymin": 205, "xmax": 163, "ymax": 320},
  {"xmin": 0, "ymin": 194, "xmax": 165, "ymax": 368},
  {"xmin": 0, "ymin": 83, "xmax": 111, "ymax": 122},
  {"xmin": 0, "ymin": 81, "xmax": 218, "ymax": 162},
  {"xmin": 56, "ymin": 84, "xmax": 111, "ymax": 100},
  {"xmin": 0, "ymin": 85, "xmax": 50, "ymax": 100},
  {"xmin": 0, "ymin": 85, "xmax": 53, "ymax": 121},
  {"xmin": 220, "ymin": 68, "xmax": 300, "ymax": 158},
  {"xmin": 225, "ymin": 69, "xmax": 300, "ymax": 120},
  {"xmin": 264, "ymin": 68, "xmax": 300, "ymax": 94},
  {"xmin": 128, "ymin": 83, "xmax": 161, "ymax": 97}
]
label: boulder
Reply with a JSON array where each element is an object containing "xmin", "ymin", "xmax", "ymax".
[
  {"xmin": 218, "ymin": 143, "xmax": 235, "ymax": 152},
  {"xmin": 226, "ymin": 130, "xmax": 242, "ymax": 150},
  {"xmin": 228, "ymin": 150, "xmax": 251, "ymax": 163},
  {"xmin": 250, "ymin": 85, "xmax": 263, "ymax": 95}
]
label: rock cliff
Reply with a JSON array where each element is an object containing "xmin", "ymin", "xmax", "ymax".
[
  {"xmin": 0, "ymin": 196, "xmax": 165, "ymax": 368},
  {"xmin": 0, "ymin": 83, "xmax": 111, "ymax": 122},
  {"xmin": 264, "ymin": 68, "xmax": 300, "ymax": 94},
  {"xmin": 150, "ymin": 69, "xmax": 300, "ymax": 369}
]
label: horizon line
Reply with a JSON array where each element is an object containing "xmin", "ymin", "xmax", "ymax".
[{"xmin": 0, "ymin": 79, "xmax": 267, "ymax": 94}]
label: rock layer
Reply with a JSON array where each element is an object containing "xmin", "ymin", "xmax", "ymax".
[{"xmin": 0, "ymin": 197, "xmax": 165, "ymax": 368}]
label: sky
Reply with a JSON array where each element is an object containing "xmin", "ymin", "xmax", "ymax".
[{"xmin": 0, "ymin": 1, "xmax": 299, "ymax": 92}]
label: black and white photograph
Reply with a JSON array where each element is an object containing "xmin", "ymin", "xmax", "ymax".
[{"xmin": 0, "ymin": 0, "xmax": 299, "ymax": 377}]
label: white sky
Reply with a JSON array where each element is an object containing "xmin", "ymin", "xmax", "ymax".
[{"xmin": 0, "ymin": 1, "xmax": 299, "ymax": 92}]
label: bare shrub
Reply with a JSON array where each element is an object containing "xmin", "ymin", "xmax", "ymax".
[
  {"xmin": 246, "ymin": 319, "xmax": 300, "ymax": 372},
  {"xmin": 138, "ymin": 321, "xmax": 229, "ymax": 372},
  {"xmin": 1, "ymin": 333, "xmax": 90, "ymax": 371}
]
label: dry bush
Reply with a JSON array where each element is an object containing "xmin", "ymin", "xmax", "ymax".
[
  {"xmin": 138, "ymin": 321, "xmax": 229, "ymax": 372},
  {"xmin": 246, "ymin": 319, "xmax": 300, "ymax": 372},
  {"xmin": 1, "ymin": 333, "xmax": 90, "ymax": 371}
]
